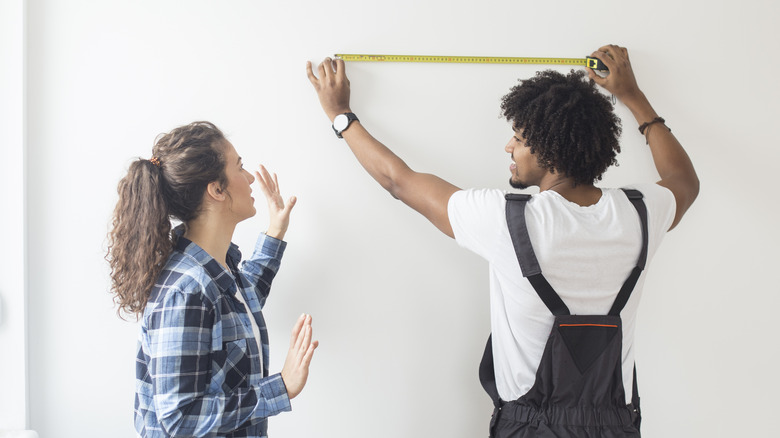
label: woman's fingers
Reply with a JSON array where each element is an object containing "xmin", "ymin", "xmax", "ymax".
[
  {"xmin": 258, "ymin": 165, "xmax": 277, "ymax": 192},
  {"xmin": 293, "ymin": 315, "xmax": 312, "ymax": 353},
  {"xmin": 302, "ymin": 341, "xmax": 318, "ymax": 368},
  {"xmin": 300, "ymin": 322, "xmax": 312, "ymax": 354},
  {"xmin": 286, "ymin": 196, "xmax": 297, "ymax": 212},
  {"xmin": 289, "ymin": 313, "xmax": 306, "ymax": 348},
  {"xmin": 273, "ymin": 172, "xmax": 280, "ymax": 193}
]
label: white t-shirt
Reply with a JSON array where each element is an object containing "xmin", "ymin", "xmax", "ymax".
[
  {"xmin": 448, "ymin": 184, "xmax": 676, "ymax": 403},
  {"xmin": 234, "ymin": 289, "xmax": 264, "ymax": 371}
]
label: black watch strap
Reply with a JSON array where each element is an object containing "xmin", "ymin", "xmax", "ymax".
[{"xmin": 333, "ymin": 112, "xmax": 359, "ymax": 138}]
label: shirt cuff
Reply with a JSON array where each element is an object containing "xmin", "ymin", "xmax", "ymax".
[
  {"xmin": 258, "ymin": 373, "xmax": 292, "ymax": 415},
  {"xmin": 255, "ymin": 233, "xmax": 287, "ymax": 259}
]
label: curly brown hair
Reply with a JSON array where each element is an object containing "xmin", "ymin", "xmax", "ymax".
[
  {"xmin": 107, "ymin": 121, "xmax": 228, "ymax": 318},
  {"xmin": 500, "ymin": 69, "xmax": 622, "ymax": 185}
]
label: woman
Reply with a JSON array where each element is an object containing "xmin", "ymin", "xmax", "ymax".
[{"xmin": 107, "ymin": 121, "xmax": 317, "ymax": 437}]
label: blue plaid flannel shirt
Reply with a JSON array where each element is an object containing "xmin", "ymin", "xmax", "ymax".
[{"xmin": 134, "ymin": 229, "xmax": 291, "ymax": 437}]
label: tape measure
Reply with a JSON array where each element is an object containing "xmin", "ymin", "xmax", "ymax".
[{"xmin": 334, "ymin": 54, "xmax": 608, "ymax": 71}]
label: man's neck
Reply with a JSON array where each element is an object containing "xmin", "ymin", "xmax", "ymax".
[{"xmin": 540, "ymin": 177, "xmax": 602, "ymax": 207}]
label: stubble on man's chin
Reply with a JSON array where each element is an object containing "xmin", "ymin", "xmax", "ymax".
[{"xmin": 509, "ymin": 178, "xmax": 529, "ymax": 190}]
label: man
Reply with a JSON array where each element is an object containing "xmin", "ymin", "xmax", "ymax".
[{"xmin": 307, "ymin": 45, "xmax": 698, "ymax": 436}]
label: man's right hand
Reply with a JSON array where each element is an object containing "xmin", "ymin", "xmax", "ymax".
[{"xmin": 307, "ymin": 58, "xmax": 352, "ymax": 122}]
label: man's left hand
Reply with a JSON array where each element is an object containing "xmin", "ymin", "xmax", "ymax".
[{"xmin": 307, "ymin": 57, "xmax": 353, "ymax": 122}]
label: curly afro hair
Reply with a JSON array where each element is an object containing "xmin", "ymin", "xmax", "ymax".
[{"xmin": 500, "ymin": 69, "xmax": 622, "ymax": 186}]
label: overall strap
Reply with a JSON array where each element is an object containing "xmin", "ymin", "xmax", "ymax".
[
  {"xmin": 479, "ymin": 334, "xmax": 500, "ymax": 406},
  {"xmin": 608, "ymin": 189, "xmax": 649, "ymax": 316},
  {"xmin": 632, "ymin": 364, "xmax": 642, "ymax": 428},
  {"xmin": 505, "ymin": 193, "xmax": 570, "ymax": 316}
]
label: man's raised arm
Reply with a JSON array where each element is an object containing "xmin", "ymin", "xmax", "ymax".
[
  {"xmin": 589, "ymin": 45, "xmax": 700, "ymax": 230},
  {"xmin": 307, "ymin": 57, "xmax": 460, "ymax": 238}
]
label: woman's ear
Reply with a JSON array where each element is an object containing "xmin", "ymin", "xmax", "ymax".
[{"xmin": 206, "ymin": 181, "xmax": 226, "ymax": 202}]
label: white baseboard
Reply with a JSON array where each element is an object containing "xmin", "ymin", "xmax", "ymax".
[{"xmin": 0, "ymin": 431, "xmax": 39, "ymax": 438}]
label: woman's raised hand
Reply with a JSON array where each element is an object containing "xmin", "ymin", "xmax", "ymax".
[{"xmin": 255, "ymin": 165, "xmax": 296, "ymax": 240}]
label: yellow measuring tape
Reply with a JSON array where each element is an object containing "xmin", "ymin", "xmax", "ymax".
[{"xmin": 334, "ymin": 54, "xmax": 608, "ymax": 71}]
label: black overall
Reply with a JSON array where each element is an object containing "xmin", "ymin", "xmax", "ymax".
[{"xmin": 479, "ymin": 189, "xmax": 648, "ymax": 438}]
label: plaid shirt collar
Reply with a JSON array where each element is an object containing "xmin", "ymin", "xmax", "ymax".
[{"xmin": 172, "ymin": 225, "xmax": 244, "ymax": 297}]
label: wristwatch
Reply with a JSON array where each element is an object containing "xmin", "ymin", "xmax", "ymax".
[{"xmin": 332, "ymin": 112, "xmax": 359, "ymax": 138}]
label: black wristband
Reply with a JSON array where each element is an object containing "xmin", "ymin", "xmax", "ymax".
[{"xmin": 638, "ymin": 117, "xmax": 669, "ymax": 135}]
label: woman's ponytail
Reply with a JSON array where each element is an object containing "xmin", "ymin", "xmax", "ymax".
[{"xmin": 108, "ymin": 158, "xmax": 172, "ymax": 318}]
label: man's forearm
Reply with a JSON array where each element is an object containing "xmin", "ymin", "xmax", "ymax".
[
  {"xmin": 337, "ymin": 118, "xmax": 459, "ymax": 237},
  {"xmin": 340, "ymin": 120, "xmax": 413, "ymax": 198},
  {"xmin": 623, "ymin": 91, "xmax": 699, "ymax": 228},
  {"xmin": 624, "ymin": 93, "xmax": 688, "ymax": 177}
]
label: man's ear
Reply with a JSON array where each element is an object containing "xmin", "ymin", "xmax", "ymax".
[{"xmin": 206, "ymin": 181, "xmax": 226, "ymax": 202}]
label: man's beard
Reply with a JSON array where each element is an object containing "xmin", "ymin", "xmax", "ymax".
[{"xmin": 509, "ymin": 177, "xmax": 529, "ymax": 190}]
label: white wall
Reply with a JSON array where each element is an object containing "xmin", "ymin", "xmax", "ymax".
[
  {"xmin": 0, "ymin": 0, "xmax": 28, "ymax": 431},
  {"xmin": 17, "ymin": 0, "xmax": 780, "ymax": 436}
]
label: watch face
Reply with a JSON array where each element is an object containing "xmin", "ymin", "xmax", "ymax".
[{"xmin": 333, "ymin": 114, "xmax": 349, "ymax": 131}]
